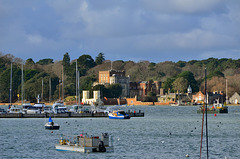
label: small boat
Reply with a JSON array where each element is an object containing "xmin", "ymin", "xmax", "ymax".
[
  {"xmin": 197, "ymin": 99, "xmax": 228, "ymax": 114},
  {"xmin": 0, "ymin": 108, "xmax": 7, "ymax": 114},
  {"xmin": 22, "ymin": 103, "xmax": 32, "ymax": 112},
  {"xmin": 55, "ymin": 133, "xmax": 114, "ymax": 153},
  {"xmin": 108, "ymin": 110, "xmax": 130, "ymax": 119},
  {"xmin": 52, "ymin": 101, "xmax": 68, "ymax": 114},
  {"xmin": 8, "ymin": 105, "xmax": 24, "ymax": 114},
  {"xmin": 45, "ymin": 117, "xmax": 60, "ymax": 130},
  {"xmin": 26, "ymin": 106, "xmax": 41, "ymax": 114}
]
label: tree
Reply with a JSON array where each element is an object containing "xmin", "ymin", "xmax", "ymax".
[
  {"xmin": 208, "ymin": 70, "xmax": 224, "ymax": 79},
  {"xmin": 25, "ymin": 58, "xmax": 35, "ymax": 65},
  {"xmin": 78, "ymin": 55, "xmax": 96, "ymax": 69},
  {"xmin": 177, "ymin": 71, "xmax": 198, "ymax": 92},
  {"xmin": 177, "ymin": 60, "xmax": 186, "ymax": 68},
  {"xmin": 106, "ymin": 84, "xmax": 122, "ymax": 98},
  {"xmin": 172, "ymin": 77, "xmax": 188, "ymax": 93},
  {"xmin": 36, "ymin": 58, "xmax": 54, "ymax": 65},
  {"xmin": 63, "ymin": 52, "xmax": 70, "ymax": 74},
  {"xmin": 148, "ymin": 62, "xmax": 156, "ymax": 71},
  {"xmin": 163, "ymin": 77, "xmax": 175, "ymax": 91},
  {"xmin": 95, "ymin": 53, "xmax": 105, "ymax": 65}
]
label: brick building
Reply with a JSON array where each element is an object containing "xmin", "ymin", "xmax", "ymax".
[{"xmin": 96, "ymin": 70, "xmax": 130, "ymax": 97}]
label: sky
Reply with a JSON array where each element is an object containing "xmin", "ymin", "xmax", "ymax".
[{"xmin": 0, "ymin": 0, "xmax": 240, "ymax": 63}]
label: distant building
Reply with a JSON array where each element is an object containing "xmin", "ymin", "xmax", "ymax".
[
  {"xmin": 158, "ymin": 93, "xmax": 176, "ymax": 103},
  {"xmin": 207, "ymin": 91, "xmax": 225, "ymax": 104},
  {"xmin": 82, "ymin": 90, "xmax": 103, "ymax": 105},
  {"xmin": 229, "ymin": 92, "xmax": 240, "ymax": 104},
  {"xmin": 192, "ymin": 91, "xmax": 205, "ymax": 104},
  {"xmin": 95, "ymin": 70, "xmax": 130, "ymax": 97},
  {"xmin": 187, "ymin": 85, "xmax": 192, "ymax": 95}
]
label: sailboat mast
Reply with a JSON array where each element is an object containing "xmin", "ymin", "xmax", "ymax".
[
  {"xmin": 42, "ymin": 79, "xmax": 44, "ymax": 102},
  {"xmin": 205, "ymin": 68, "xmax": 209, "ymax": 159},
  {"xmin": 49, "ymin": 77, "xmax": 51, "ymax": 103},
  {"xmin": 21, "ymin": 63, "xmax": 24, "ymax": 105},
  {"xmin": 226, "ymin": 79, "xmax": 228, "ymax": 104},
  {"xmin": 9, "ymin": 62, "xmax": 12, "ymax": 106},
  {"xmin": 62, "ymin": 65, "xmax": 64, "ymax": 101},
  {"xmin": 78, "ymin": 71, "xmax": 80, "ymax": 105},
  {"xmin": 76, "ymin": 60, "xmax": 78, "ymax": 105}
]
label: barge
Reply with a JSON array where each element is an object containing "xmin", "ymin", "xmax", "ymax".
[{"xmin": 56, "ymin": 133, "xmax": 114, "ymax": 153}]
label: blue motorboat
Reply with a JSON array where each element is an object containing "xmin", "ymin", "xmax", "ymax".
[{"xmin": 108, "ymin": 110, "xmax": 130, "ymax": 119}]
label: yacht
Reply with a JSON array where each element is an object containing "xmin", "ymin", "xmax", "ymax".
[
  {"xmin": 52, "ymin": 101, "xmax": 68, "ymax": 114},
  {"xmin": 8, "ymin": 105, "xmax": 23, "ymax": 114}
]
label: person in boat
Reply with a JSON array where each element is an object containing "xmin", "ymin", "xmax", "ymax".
[{"xmin": 51, "ymin": 121, "xmax": 54, "ymax": 126}]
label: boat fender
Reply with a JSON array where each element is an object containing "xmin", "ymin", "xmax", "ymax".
[{"xmin": 98, "ymin": 141, "xmax": 106, "ymax": 152}]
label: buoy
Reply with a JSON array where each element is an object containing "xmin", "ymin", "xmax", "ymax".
[
  {"xmin": 51, "ymin": 131, "xmax": 53, "ymax": 133},
  {"xmin": 186, "ymin": 154, "xmax": 189, "ymax": 157},
  {"xmin": 161, "ymin": 141, "xmax": 164, "ymax": 144},
  {"xmin": 214, "ymin": 114, "xmax": 217, "ymax": 116}
]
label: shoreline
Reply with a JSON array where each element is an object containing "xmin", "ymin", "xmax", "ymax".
[{"xmin": 1, "ymin": 102, "xmax": 239, "ymax": 106}]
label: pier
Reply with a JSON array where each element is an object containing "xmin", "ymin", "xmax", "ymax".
[{"xmin": 0, "ymin": 111, "xmax": 144, "ymax": 118}]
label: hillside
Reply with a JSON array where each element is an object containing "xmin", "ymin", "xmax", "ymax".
[{"xmin": 1, "ymin": 52, "xmax": 240, "ymax": 103}]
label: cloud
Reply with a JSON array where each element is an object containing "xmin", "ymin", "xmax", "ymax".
[{"xmin": 0, "ymin": 0, "xmax": 240, "ymax": 63}]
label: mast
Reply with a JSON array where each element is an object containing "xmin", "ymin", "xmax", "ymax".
[
  {"xmin": 49, "ymin": 77, "xmax": 51, "ymax": 103},
  {"xmin": 226, "ymin": 79, "xmax": 228, "ymax": 104},
  {"xmin": 9, "ymin": 62, "xmax": 12, "ymax": 106},
  {"xmin": 42, "ymin": 79, "xmax": 44, "ymax": 102},
  {"xmin": 76, "ymin": 60, "xmax": 78, "ymax": 105},
  {"xmin": 62, "ymin": 65, "xmax": 64, "ymax": 101},
  {"xmin": 78, "ymin": 71, "xmax": 80, "ymax": 105},
  {"xmin": 205, "ymin": 68, "xmax": 209, "ymax": 159},
  {"xmin": 21, "ymin": 63, "xmax": 24, "ymax": 105},
  {"xmin": 59, "ymin": 80, "xmax": 61, "ymax": 101},
  {"xmin": 200, "ymin": 68, "xmax": 209, "ymax": 159}
]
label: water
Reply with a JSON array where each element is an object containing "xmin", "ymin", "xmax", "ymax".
[{"xmin": 1, "ymin": 106, "xmax": 240, "ymax": 159}]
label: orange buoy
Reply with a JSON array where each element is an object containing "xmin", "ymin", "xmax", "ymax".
[{"xmin": 214, "ymin": 114, "xmax": 216, "ymax": 117}]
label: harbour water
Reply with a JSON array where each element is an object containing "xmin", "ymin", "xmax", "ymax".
[{"xmin": 1, "ymin": 106, "xmax": 240, "ymax": 159}]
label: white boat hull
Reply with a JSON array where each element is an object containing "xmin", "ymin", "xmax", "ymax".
[{"xmin": 55, "ymin": 144, "xmax": 114, "ymax": 153}]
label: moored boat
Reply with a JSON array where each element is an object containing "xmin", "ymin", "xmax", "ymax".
[
  {"xmin": 197, "ymin": 99, "xmax": 228, "ymax": 114},
  {"xmin": 55, "ymin": 133, "xmax": 114, "ymax": 153},
  {"xmin": 108, "ymin": 110, "xmax": 130, "ymax": 119},
  {"xmin": 45, "ymin": 117, "xmax": 60, "ymax": 130},
  {"xmin": 0, "ymin": 108, "xmax": 7, "ymax": 114},
  {"xmin": 8, "ymin": 105, "xmax": 23, "ymax": 114},
  {"xmin": 52, "ymin": 101, "xmax": 68, "ymax": 114}
]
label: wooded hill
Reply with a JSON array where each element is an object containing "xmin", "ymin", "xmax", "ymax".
[{"xmin": 1, "ymin": 51, "xmax": 240, "ymax": 103}]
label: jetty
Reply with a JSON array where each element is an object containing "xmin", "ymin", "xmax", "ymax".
[{"xmin": 0, "ymin": 111, "xmax": 144, "ymax": 118}]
